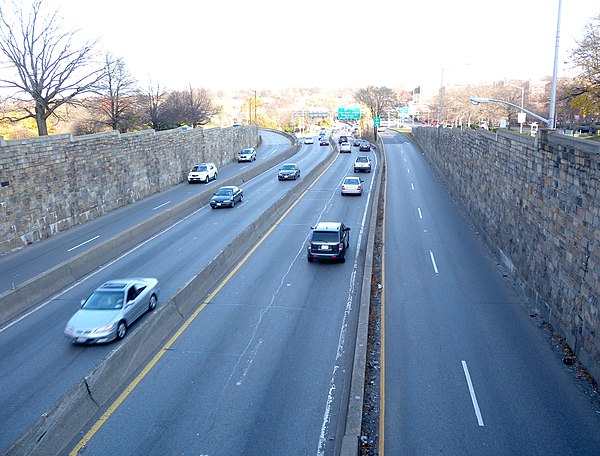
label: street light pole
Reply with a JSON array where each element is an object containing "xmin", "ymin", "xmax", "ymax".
[
  {"xmin": 254, "ymin": 90, "xmax": 257, "ymax": 124},
  {"xmin": 469, "ymin": 96, "xmax": 550, "ymax": 125},
  {"xmin": 548, "ymin": 0, "xmax": 562, "ymax": 129},
  {"xmin": 506, "ymin": 83, "xmax": 525, "ymax": 133},
  {"xmin": 439, "ymin": 68, "xmax": 445, "ymax": 127}
]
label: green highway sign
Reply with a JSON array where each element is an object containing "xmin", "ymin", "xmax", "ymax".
[
  {"xmin": 373, "ymin": 117, "xmax": 381, "ymax": 126},
  {"xmin": 338, "ymin": 107, "xmax": 361, "ymax": 120}
]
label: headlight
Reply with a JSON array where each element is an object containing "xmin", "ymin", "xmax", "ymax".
[{"xmin": 92, "ymin": 323, "xmax": 115, "ymax": 333}]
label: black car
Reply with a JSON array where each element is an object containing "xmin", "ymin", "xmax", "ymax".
[
  {"xmin": 353, "ymin": 138, "xmax": 361, "ymax": 147},
  {"xmin": 278, "ymin": 163, "xmax": 300, "ymax": 180},
  {"xmin": 307, "ymin": 221, "xmax": 351, "ymax": 263},
  {"xmin": 359, "ymin": 142, "xmax": 371, "ymax": 151},
  {"xmin": 338, "ymin": 135, "xmax": 349, "ymax": 144},
  {"xmin": 210, "ymin": 185, "xmax": 243, "ymax": 208}
]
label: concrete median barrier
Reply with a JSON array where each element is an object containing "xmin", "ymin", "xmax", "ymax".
[
  {"xmin": 0, "ymin": 141, "xmax": 301, "ymax": 327},
  {"xmin": 5, "ymin": 141, "xmax": 335, "ymax": 456}
]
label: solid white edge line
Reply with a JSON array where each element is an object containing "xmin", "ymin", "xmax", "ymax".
[
  {"xmin": 317, "ymin": 151, "xmax": 376, "ymax": 456},
  {"xmin": 152, "ymin": 201, "xmax": 172, "ymax": 210},
  {"xmin": 67, "ymin": 235, "xmax": 100, "ymax": 252},
  {"xmin": 429, "ymin": 250, "xmax": 439, "ymax": 274},
  {"xmin": 462, "ymin": 360, "xmax": 485, "ymax": 426}
]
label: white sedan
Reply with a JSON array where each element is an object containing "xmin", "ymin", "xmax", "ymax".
[
  {"xmin": 341, "ymin": 176, "xmax": 364, "ymax": 196},
  {"xmin": 304, "ymin": 137, "xmax": 314, "ymax": 144}
]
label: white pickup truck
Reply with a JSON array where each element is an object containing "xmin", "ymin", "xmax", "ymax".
[{"xmin": 238, "ymin": 147, "xmax": 256, "ymax": 162}]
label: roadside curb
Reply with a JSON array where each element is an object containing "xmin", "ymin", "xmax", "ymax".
[{"xmin": 340, "ymin": 135, "xmax": 384, "ymax": 455}]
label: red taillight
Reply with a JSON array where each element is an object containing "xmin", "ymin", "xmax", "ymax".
[
  {"xmin": 341, "ymin": 185, "xmax": 346, "ymax": 190},
  {"xmin": 357, "ymin": 185, "xmax": 361, "ymax": 190},
  {"xmin": 338, "ymin": 242, "xmax": 343, "ymax": 249}
]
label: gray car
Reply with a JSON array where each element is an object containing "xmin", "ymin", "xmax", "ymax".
[
  {"xmin": 64, "ymin": 278, "xmax": 160, "ymax": 344},
  {"xmin": 278, "ymin": 163, "xmax": 300, "ymax": 180},
  {"xmin": 210, "ymin": 185, "xmax": 244, "ymax": 208}
]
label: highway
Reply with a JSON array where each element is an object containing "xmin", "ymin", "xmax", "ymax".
[
  {"xmin": 2, "ymin": 130, "xmax": 365, "ymax": 454},
  {"xmin": 379, "ymin": 129, "xmax": 600, "ymax": 454},
  {"xmin": 0, "ymin": 131, "xmax": 290, "ymax": 293},
  {"xmin": 60, "ymin": 136, "xmax": 377, "ymax": 455}
]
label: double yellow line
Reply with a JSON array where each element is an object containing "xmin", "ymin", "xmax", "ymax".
[{"xmin": 70, "ymin": 155, "xmax": 339, "ymax": 455}]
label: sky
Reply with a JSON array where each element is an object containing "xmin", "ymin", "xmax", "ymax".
[{"xmin": 8, "ymin": 0, "xmax": 600, "ymax": 94}]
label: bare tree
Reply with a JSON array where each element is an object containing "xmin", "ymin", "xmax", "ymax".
[
  {"xmin": 567, "ymin": 14, "xmax": 600, "ymax": 116},
  {"xmin": 139, "ymin": 82, "xmax": 169, "ymax": 131},
  {"xmin": 184, "ymin": 87, "xmax": 221, "ymax": 127},
  {"xmin": 159, "ymin": 86, "xmax": 221, "ymax": 128},
  {"xmin": 92, "ymin": 53, "xmax": 139, "ymax": 132},
  {"xmin": 354, "ymin": 86, "xmax": 397, "ymax": 138},
  {"xmin": 354, "ymin": 86, "xmax": 398, "ymax": 118},
  {"xmin": 0, "ymin": 0, "xmax": 105, "ymax": 135}
]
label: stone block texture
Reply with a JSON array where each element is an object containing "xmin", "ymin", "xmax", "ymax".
[{"xmin": 0, "ymin": 126, "xmax": 258, "ymax": 254}]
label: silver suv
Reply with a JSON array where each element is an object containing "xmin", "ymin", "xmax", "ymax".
[{"xmin": 353, "ymin": 156, "xmax": 371, "ymax": 173}]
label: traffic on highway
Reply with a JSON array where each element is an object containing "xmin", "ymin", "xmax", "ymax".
[{"xmin": 0, "ymin": 128, "xmax": 379, "ymax": 455}]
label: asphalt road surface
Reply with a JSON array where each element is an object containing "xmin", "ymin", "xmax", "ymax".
[
  {"xmin": 0, "ymin": 131, "xmax": 345, "ymax": 453},
  {"xmin": 63, "ymin": 137, "xmax": 377, "ymax": 455},
  {"xmin": 379, "ymin": 129, "xmax": 600, "ymax": 455}
]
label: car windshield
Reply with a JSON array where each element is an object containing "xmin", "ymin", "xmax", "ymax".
[
  {"xmin": 311, "ymin": 231, "xmax": 340, "ymax": 243},
  {"xmin": 356, "ymin": 157, "xmax": 368, "ymax": 162},
  {"xmin": 242, "ymin": 149, "xmax": 252, "ymax": 153},
  {"xmin": 281, "ymin": 165, "xmax": 295, "ymax": 170},
  {"xmin": 215, "ymin": 188, "xmax": 233, "ymax": 196},
  {"xmin": 344, "ymin": 178, "xmax": 359, "ymax": 185},
  {"xmin": 83, "ymin": 290, "xmax": 124, "ymax": 310},
  {"xmin": 196, "ymin": 165, "xmax": 208, "ymax": 171}
]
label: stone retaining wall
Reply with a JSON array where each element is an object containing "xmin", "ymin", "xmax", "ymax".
[
  {"xmin": 413, "ymin": 127, "xmax": 600, "ymax": 380},
  {"xmin": 0, "ymin": 126, "xmax": 258, "ymax": 254}
]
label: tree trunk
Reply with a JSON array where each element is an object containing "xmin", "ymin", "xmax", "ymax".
[{"xmin": 35, "ymin": 102, "xmax": 48, "ymax": 136}]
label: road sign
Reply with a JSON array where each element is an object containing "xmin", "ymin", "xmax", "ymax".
[
  {"xmin": 373, "ymin": 117, "xmax": 381, "ymax": 127},
  {"xmin": 338, "ymin": 107, "xmax": 361, "ymax": 120}
]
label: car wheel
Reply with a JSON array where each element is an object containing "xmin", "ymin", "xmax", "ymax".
[
  {"xmin": 148, "ymin": 294, "xmax": 157, "ymax": 311},
  {"xmin": 117, "ymin": 321, "xmax": 127, "ymax": 340},
  {"xmin": 214, "ymin": 172, "xmax": 218, "ymax": 180},
  {"xmin": 307, "ymin": 256, "xmax": 314, "ymax": 263},
  {"xmin": 339, "ymin": 256, "xmax": 346, "ymax": 263}
]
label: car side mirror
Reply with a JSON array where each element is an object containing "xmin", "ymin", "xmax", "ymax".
[
  {"xmin": 360, "ymin": 179, "xmax": 364, "ymax": 182},
  {"xmin": 345, "ymin": 227, "xmax": 351, "ymax": 231}
]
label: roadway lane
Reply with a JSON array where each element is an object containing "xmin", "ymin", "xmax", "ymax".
[
  {"xmin": 0, "ymin": 134, "xmax": 329, "ymax": 453},
  {"xmin": 380, "ymin": 130, "xmax": 600, "ymax": 454},
  {"xmin": 65, "ymin": 141, "xmax": 378, "ymax": 455},
  {"xmin": 0, "ymin": 130, "xmax": 291, "ymax": 294}
]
